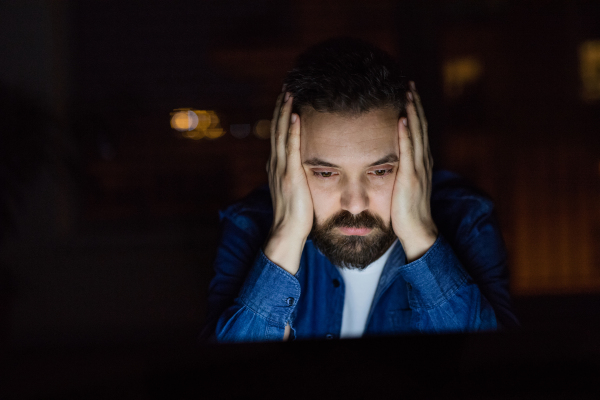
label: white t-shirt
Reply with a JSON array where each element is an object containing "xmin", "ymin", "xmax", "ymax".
[{"xmin": 336, "ymin": 241, "xmax": 397, "ymax": 339}]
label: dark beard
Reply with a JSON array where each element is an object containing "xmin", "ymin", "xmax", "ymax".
[{"xmin": 310, "ymin": 210, "xmax": 397, "ymax": 270}]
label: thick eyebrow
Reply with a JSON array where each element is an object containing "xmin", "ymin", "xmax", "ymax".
[
  {"xmin": 367, "ymin": 153, "xmax": 399, "ymax": 167},
  {"xmin": 302, "ymin": 153, "xmax": 399, "ymax": 168},
  {"xmin": 303, "ymin": 158, "xmax": 340, "ymax": 168}
]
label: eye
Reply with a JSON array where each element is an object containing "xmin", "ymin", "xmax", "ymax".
[
  {"xmin": 314, "ymin": 171, "xmax": 334, "ymax": 178},
  {"xmin": 370, "ymin": 168, "xmax": 393, "ymax": 177}
]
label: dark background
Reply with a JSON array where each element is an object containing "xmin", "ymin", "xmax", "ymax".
[{"xmin": 1, "ymin": 0, "xmax": 600, "ymax": 398}]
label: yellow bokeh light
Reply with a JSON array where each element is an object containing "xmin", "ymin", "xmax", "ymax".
[
  {"xmin": 207, "ymin": 111, "xmax": 220, "ymax": 128},
  {"xmin": 171, "ymin": 108, "xmax": 225, "ymax": 140},
  {"xmin": 195, "ymin": 110, "xmax": 212, "ymax": 131},
  {"xmin": 182, "ymin": 130, "xmax": 204, "ymax": 140},
  {"xmin": 205, "ymin": 128, "xmax": 225, "ymax": 139},
  {"xmin": 580, "ymin": 40, "xmax": 600, "ymax": 101},
  {"xmin": 253, "ymin": 119, "xmax": 271, "ymax": 139},
  {"xmin": 171, "ymin": 110, "xmax": 199, "ymax": 131},
  {"xmin": 443, "ymin": 56, "xmax": 483, "ymax": 99}
]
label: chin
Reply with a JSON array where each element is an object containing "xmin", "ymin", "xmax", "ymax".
[{"xmin": 312, "ymin": 229, "xmax": 397, "ymax": 270}]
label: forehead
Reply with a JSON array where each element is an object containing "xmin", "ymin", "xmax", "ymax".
[{"xmin": 300, "ymin": 108, "xmax": 399, "ymax": 166}]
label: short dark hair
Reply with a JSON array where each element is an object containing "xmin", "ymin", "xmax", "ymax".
[{"xmin": 284, "ymin": 37, "xmax": 408, "ymax": 116}]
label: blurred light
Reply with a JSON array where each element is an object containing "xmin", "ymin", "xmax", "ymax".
[
  {"xmin": 207, "ymin": 111, "xmax": 220, "ymax": 128},
  {"xmin": 253, "ymin": 119, "xmax": 271, "ymax": 139},
  {"xmin": 171, "ymin": 110, "xmax": 199, "ymax": 131},
  {"xmin": 205, "ymin": 128, "xmax": 225, "ymax": 139},
  {"xmin": 579, "ymin": 40, "xmax": 600, "ymax": 101},
  {"xmin": 230, "ymin": 124, "xmax": 251, "ymax": 139},
  {"xmin": 443, "ymin": 56, "xmax": 483, "ymax": 99},
  {"xmin": 171, "ymin": 108, "xmax": 225, "ymax": 140},
  {"xmin": 195, "ymin": 110, "xmax": 212, "ymax": 131},
  {"xmin": 182, "ymin": 130, "xmax": 204, "ymax": 140}
]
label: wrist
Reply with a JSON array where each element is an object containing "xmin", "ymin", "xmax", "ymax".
[
  {"xmin": 263, "ymin": 227, "xmax": 307, "ymax": 275},
  {"xmin": 269, "ymin": 221, "xmax": 309, "ymax": 243},
  {"xmin": 398, "ymin": 225, "xmax": 438, "ymax": 263}
]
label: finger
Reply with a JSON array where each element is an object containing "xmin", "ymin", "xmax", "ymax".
[
  {"xmin": 410, "ymin": 81, "xmax": 428, "ymax": 135},
  {"xmin": 271, "ymin": 91, "xmax": 285, "ymax": 135},
  {"xmin": 406, "ymin": 91, "xmax": 424, "ymax": 172},
  {"xmin": 276, "ymin": 93, "xmax": 294, "ymax": 167},
  {"xmin": 398, "ymin": 117, "xmax": 414, "ymax": 177},
  {"xmin": 270, "ymin": 92, "xmax": 285, "ymax": 170},
  {"xmin": 286, "ymin": 113, "xmax": 301, "ymax": 168},
  {"xmin": 410, "ymin": 81, "xmax": 431, "ymax": 171}
]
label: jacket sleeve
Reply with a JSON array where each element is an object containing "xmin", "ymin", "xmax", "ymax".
[
  {"xmin": 402, "ymin": 180, "xmax": 519, "ymax": 332},
  {"xmin": 200, "ymin": 206, "xmax": 301, "ymax": 343},
  {"xmin": 401, "ymin": 234, "xmax": 498, "ymax": 333}
]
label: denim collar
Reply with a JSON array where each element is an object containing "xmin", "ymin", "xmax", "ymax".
[
  {"xmin": 379, "ymin": 239, "xmax": 407, "ymax": 289},
  {"xmin": 364, "ymin": 239, "xmax": 407, "ymax": 325}
]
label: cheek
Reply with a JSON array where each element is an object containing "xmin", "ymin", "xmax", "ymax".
[
  {"xmin": 307, "ymin": 175, "xmax": 395, "ymax": 223},
  {"xmin": 307, "ymin": 179, "xmax": 339, "ymax": 223},
  {"xmin": 368, "ymin": 180, "xmax": 395, "ymax": 218}
]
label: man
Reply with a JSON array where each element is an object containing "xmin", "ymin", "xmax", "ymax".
[{"xmin": 202, "ymin": 38, "xmax": 518, "ymax": 342}]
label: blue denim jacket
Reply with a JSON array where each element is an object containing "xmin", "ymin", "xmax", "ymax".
[{"xmin": 203, "ymin": 170, "xmax": 519, "ymax": 342}]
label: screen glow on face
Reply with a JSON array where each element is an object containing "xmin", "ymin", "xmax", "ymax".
[
  {"xmin": 307, "ymin": 154, "xmax": 398, "ymax": 181},
  {"xmin": 299, "ymin": 108, "xmax": 401, "ymax": 268}
]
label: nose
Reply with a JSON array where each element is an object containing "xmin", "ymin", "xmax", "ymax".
[{"xmin": 340, "ymin": 180, "xmax": 369, "ymax": 215}]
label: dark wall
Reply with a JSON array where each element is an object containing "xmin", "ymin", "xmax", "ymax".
[{"xmin": 0, "ymin": 0, "xmax": 599, "ymax": 357}]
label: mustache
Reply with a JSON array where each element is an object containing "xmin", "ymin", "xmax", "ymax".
[
  {"xmin": 324, "ymin": 210, "xmax": 383, "ymax": 229},
  {"xmin": 310, "ymin": 209, "xmax": 397, "ymax": 270}
]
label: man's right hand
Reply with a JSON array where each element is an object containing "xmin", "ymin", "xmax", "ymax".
[{"xmin": 263, "ymin": 90, "xmax": 314, "ymax": 276}]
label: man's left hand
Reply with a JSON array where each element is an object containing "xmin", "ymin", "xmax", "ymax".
[{"xmin": 391, "ymin": 81, "xmax": 438, "ymax": 262}]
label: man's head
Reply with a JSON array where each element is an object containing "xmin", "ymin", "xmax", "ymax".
[
  {"xmin": 283, "ymin": 38, "xmax": 408, "ymax": 269},
  {"xmin": 284, "ymin": 37, "xmax": 408, "ymax": 117}
]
